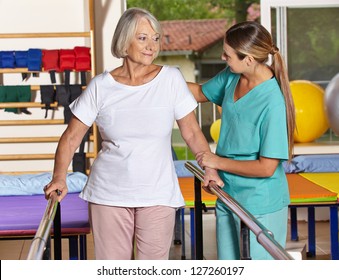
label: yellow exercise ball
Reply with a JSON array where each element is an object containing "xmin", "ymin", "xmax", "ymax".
[
  {"xmin": 210, "ymin": 119, "xmax": 221, "ymax": 143},
  {"xmin": 290, "ymin": 80, "xmax": 329, "ymax": 143}
]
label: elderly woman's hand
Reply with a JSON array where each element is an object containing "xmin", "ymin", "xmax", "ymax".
[
  {"xmin": 202, "ymin": 167, "xmax": 224, "ymax": 195},
  {"xmin": 43, "ymin": 179, "xmax": 68, "ymax": 202}
]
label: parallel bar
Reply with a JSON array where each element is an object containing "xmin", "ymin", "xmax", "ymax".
[
  {"xmin": 53, "ymin": 204, "xmax": 62, "ymax": 260},
  {"xmin": 240, "ymin": 221, "xmax": 251, "ymax": 260},
  {"xmin": 27, "ymin": 192, "xmax": 59, "ymax": 260},
  {"xmin": 194, "ymin": 176, "xmax": 203, "ymax": 260},
  {"xmin": 185, "ymin": 161, "xmax": 294, "ymax": 260}
]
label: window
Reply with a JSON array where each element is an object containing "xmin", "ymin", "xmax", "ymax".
[{"xmin": 261, "ymin": 0, "xmax": 339, "ymax": 142}]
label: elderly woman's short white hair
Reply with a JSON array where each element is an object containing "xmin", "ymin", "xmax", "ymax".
[{"xmin": 111, "ymin": 8, "xmax": 162, "ymax": 58}]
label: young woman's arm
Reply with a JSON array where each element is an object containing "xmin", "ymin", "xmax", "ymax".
[
  {"xmin": 196, "ymin": 151, "xmax": 280, "ymax": 178},
  {"xmin": 187, "ymin": 82, "xmax": 209, "ymax": 103}
]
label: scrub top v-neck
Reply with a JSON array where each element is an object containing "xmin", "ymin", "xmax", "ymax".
[{"xmin": 202, "ymin": 66, "xmax": 290, "ymax": 214}]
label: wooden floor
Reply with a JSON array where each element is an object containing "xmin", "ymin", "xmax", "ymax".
[{"xmin": 0, "ymin": 210, "xmax": 333, "ymax": 260}]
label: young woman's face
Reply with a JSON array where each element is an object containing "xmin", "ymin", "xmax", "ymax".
[
  {"xmin": 221, "ymin": 43, "xmax": 246, "ymax": 73},
  {"xmin": 126, "ymin": 17, "xmax": 160, "ymax": 65}
]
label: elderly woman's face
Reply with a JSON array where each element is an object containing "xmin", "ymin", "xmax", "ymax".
[{"xmin": 126, "ymin": 17, "xmax": 160, "ymax": 65}]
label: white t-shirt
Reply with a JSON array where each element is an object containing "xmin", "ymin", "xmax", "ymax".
[{"xmin": 70, "ymin": 65, "xmax": 197, "ymax": 207}]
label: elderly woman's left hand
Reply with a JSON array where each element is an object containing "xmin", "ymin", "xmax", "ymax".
[{"xmin": 201, "ymin": 167, "xmax": 224, "ymax": 194}]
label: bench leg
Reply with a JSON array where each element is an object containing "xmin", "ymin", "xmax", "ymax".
[
  {"xmin": 79, "ymin": 235, "xmax": 87, "ymax": 260},
  {"xmin": 180, "ymin": 208, "xmax": 186, "ymax": 259},
  {"xmin": 290, "ymin": 207, "xmax": 299, "ymax": 241},
  {"xmin": 174, "ymin": 209, "xmax": 182, "ymax": 245},
  {"xmin": 190, "ymin": 208, "xmax": 195, "ymax": 260},
  {"xmin": 307, "ymin": 207, "xmax": 316, "ymax": 257},
  {"xmin": 330, "ymin": 206, "xmax": 339, "ymax": 260},
  {"xmin": 68, "ymin": 236, "xmax": 79, "ymax": 260}
]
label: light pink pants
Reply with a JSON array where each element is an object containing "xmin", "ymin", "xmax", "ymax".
[{"xmin": 89, "ymin": 203, "xmax": 176, "ymax": 260}]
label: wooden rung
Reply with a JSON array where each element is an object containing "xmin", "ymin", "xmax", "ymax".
[
  {"xmin": 86, "ymin": 152, "xmax": 96, "ymax": 158},
  {"xmin": 33, "ymin": 85, "xmax": 87, "ymax": 91},
  {"xmin": 0, "ymin": 69, "xmax": 90, "ymax": 77},
  {"xmin": 0, "ymin": 102, "xmax": 58, "ymax": 109},
  {"xmin": 0, "ymin": 171, "xmax": 52, "ymax": 175},
  {"xmin": 30, "ymin": 85, "xmax": 86, "ymax": 91},
  {"xmin": 0, "ymin": 169, "xmax": 90, "ymax": 175},
  {"xmin": 0, "ymin": 154, "xmax": 56, "ymax": 160},
  {"xmin": 0, "ymin": 68, "xmax": 39, "ymax": 74},
  {"xmin": 0, "ymin": 137, "xmax": 60, "ymax": 143},
  {"xmin": 0, "ymin": 119, "xmax": 64, "ymax": 126},
  {"xmin": 0, "ymin": 170, "xmax": 68, "ymax": 175},
  {"xmin": 31, "ymin": 85, "xmax": 40, "ymax": 91},
  {"xmin": 0, "ymin": 152, "xmax": 96, "ymax": 160},
  {"xmin": 0, "ymin": 32, "xmax": 91, "ymax": 39},
  {"xmin": 0, "ymin": 135, "xmax": 94, "ymax": 143}
]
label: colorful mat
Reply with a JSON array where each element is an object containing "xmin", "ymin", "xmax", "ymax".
[
  {"xmin": 178, "ymin": 177, "xmax": 216, "ymax": 207},
  {"xmin": 287, "ymin": 174, "xmax": 338, "ymax": 203},
  {"xmin": 179, "ymin": 174, "xmax": 339, "ymax": 206},
  {"xmin": 299, "ymin": 173, "xmax": 339, "ymax": 199}
]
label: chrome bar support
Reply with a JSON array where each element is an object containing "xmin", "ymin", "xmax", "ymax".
[
  {"xmin": 27, "ymin": 192, "xmax": 59, "ymax": 260},
  {"xmin": 185, "ymin": 161, "xmax": 294, "ymax": 260}
]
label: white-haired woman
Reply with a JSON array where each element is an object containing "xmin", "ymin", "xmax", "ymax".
[{"xmin": 44, "ymin": 8, "xmax": 222, "ymax": 260}]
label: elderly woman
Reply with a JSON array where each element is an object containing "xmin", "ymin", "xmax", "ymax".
[{"xmin": 44, "ymin": 8, "xmax": 222, "ymax": 260}]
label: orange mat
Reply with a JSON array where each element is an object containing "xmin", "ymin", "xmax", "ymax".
[
  {"xmin": 286, "ymin": 174, "xmax": 337, "ymax": 203},
  {"xmin": 178, "ymin": 177, "xmax": 216, "ymax": 207},
  {"xmin": 299, "ymin": 173, "xmax": 339, "ymax": 198},
  {"xmin": 178, "ymin": 174, "xmax": 338, "ymax": 207}
]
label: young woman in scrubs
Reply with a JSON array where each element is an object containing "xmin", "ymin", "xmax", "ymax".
[{"xmin": 188, "ymin": 21, "xmax": 295, "ymax": 260}]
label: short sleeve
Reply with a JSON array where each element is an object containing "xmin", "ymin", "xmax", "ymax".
[
  {"xmin": 202, "ymin": 67, "xmax": 236, "ymax": 106},
  {"xmin": 260, "ymin": 104, "xmax": 289, "ymax": 160},
  {"xmin": 172, "ymin": 68, "xmax": 198, "ymax": 120},
  {"xmin": 69, "ymin": 76, "xmax": 99, "ymax": 127}
]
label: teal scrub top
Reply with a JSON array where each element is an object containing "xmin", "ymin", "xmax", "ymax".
[{"xmin": 202, "ymin": 67, "xmax": 290, "ymax": 214}]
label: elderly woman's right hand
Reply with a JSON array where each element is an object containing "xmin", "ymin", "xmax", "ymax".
[{"xmin": 43, "ymin": 179, "xmax": 68, "ymax": 202}]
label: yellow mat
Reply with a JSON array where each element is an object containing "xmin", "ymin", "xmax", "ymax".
[{"xmin": 300, "ymin": 173, "xmax": 339, "ymax": 198}]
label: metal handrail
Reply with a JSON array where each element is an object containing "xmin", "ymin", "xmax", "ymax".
[
  {"xmin": 27, "ymin": 192, "xmax": 59, "ymax": 260},
  {"xmin": 185, "ymin": 161, "xmax": 294, "ymax": 260}
]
